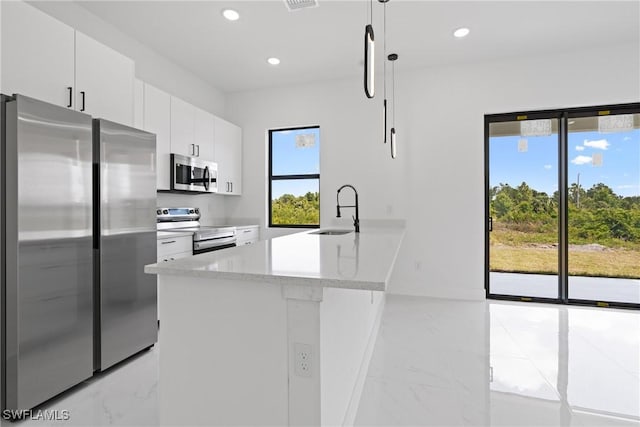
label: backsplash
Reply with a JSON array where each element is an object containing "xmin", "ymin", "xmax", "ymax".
[{"xmin": 157, "ymin": 193, "xmax": 227, "ymax": 225}]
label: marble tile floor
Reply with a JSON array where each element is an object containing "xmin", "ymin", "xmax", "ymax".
[{"xmin": 3, "ymin": 295, "xmax": 639, "ymax": 426}]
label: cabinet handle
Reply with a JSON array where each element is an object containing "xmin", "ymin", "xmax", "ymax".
[
  {"xmin": 231, "ymin": 182, "xmax": 233, "ymax": 193},
  {"xmin": 67, "ymin": 87, "xmax": 73, "ymax": 108},
  {"xmin": 161, "ymin": 240, "xmax": 177, "ymax": 245},
  {"xmin": 227, "ymin": 182, "xmax": 230, "ymax": 192},
  {"xmin": 196, "ymin": 145, "xmax": 200, "ymax": 157},
  {"xmin": 243, "ymin": 229, "xmax": 251, "ymax": 233},
  {"xmin": 80, "ymin": 91, "xmax": 86, "ymax": 111}
]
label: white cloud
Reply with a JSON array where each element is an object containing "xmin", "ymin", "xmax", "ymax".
[
  {"xmin": 583, "ymin": 139, "xmax": 610, "ymax": 150},
  {"xmin": 575, "ymin": 146, "xmax": 585, "ymax": 151},
  {"xmin": 543, "ymin": 164, "xmax": 552, "ymax": 170},
  {"xmin": 571, "ymin": 155, "xmax": 592, "ymax": 165},
  {"xmin": 623, "ymin": 136, "xmax": 631, "ymax": 141},
  {"xmin": 617, "ymin": 184, "xmax": 639, "ymax": 189}
]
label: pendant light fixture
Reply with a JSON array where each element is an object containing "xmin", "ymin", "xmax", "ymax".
[
  {"xmin": 379, "ymin": 0, "xmax": 389, "ymax": 143},
  {"xmin": 364, "ymin": 0, "xmax": 375, "ymax": 98},
  {"xmin": 388, "ymin": 53, "xmax": 398, "ymax": 159}
]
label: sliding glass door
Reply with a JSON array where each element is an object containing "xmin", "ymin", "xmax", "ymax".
[
  {"xmin": 567, "ymin": 110, "xmax": 640, "ymax": 305},
  {"xmin": 487, "ymin": 115, "xmax": 560, "ymax": 300},
  {"xmin": 486, "ymin": 104, "xmax": 640, "ymax": 308}
]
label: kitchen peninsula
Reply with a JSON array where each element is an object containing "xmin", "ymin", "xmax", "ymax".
[{"xmin": 145, "ymin": 226, "xmax": 404, "ymax": 426}]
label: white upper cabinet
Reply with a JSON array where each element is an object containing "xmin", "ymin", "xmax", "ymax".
[
  {"xmin": 194, "ymin": 107, "xmax": 215, "ymax": 160},
  {"xmin": 214, "ymin": 117, "xmax": 242, "ymax": 195},
  {"xmin": 75, "ymin": 32, "xmax": 134, "ymax": 125},
  {"xmin": 144, "ymin": 84, "xmax": 171, "ymax": 191},
  {"xmin": 170, "ymin": 96, "xmax": 196, "ymax": 157},
  {"xmin": 1, "ymin": 1, "xmax": 134, "ymax": 125},
  {"xmin": 1, "ymin": 1, "xmax": 75, "ymax": 108},
  {"xmin": 133, "ymin": 78, "xmax": 144, "ymax": 129},
  {"xmin": 170, "ymin": 97, "xmax": 215, "ymax": 160}
]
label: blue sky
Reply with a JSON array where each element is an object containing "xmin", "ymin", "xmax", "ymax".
[
  {"xmin": 490, "ymin": 128, "xmax": 640, "ymax": 197},
  {"xmin": 271, "ymin": 127, "xmax": 320, "ymax": 199}
]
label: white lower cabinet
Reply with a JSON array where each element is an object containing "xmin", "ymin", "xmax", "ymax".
[
  {"xmin": 157, "ymin": 234, "xmax": 192, "ymax": 320},
  {"xmin": 235, "ymin": 226, "xmax": 259, "ymax": 246},
  {"xmin": 157, "ymin": 235, "xmax": 192, "ymax": 261}
]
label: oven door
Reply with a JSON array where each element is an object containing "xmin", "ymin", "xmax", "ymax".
[
  {"xmin": 171, "ymin": 153, "xmax": 217, "ymax": 193},
  {"xmin": 193, "ymin": 236, "xmax": 237, "ymax": 255}
]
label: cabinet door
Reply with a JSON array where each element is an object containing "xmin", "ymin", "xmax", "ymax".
[
  {"xmin": 194, "ymin": 107, "xmax": 215, "ymax": 160},
  {"xmin": 1, "ymin": 1, "xmax": 75, "ymax": 108},
  {"xmin": 228, "ymin": 125, "xmax": 242, "ymax": 195},
  {"xmin": 170, "ymin": 96, "xmax": 195, "ymax": 157},
  {"xmin": 75, "ymin": 32, "xmax": 134, "ymax": 125},
  {"xmin": 214, "ymin": 117, "xmax": 242, "ymax": 195},
  {"xmin": 133, "ymin": 78, "xmax": 144, "ymax": 129},
  {"xmin": 144, "ymin": 84, "xmax": 171, "ymax": 191}
]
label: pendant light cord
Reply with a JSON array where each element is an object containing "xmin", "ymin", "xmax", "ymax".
[{"xmin": 383, "ymin": 1, "xmax": 387, "ymax": 100}]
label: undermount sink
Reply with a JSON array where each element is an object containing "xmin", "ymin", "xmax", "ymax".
[{"xmin": 311, "ymin": 229, "xmax": 353, "ymax": 236}]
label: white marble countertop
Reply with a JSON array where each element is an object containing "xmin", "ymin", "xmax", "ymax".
[
  {"xmin": 212, "ymin": 224, "xmax": 259, "ymax": 229},
  {"xmin": 145, "ymin": 227, "xmax": 404, "ymax": 291},
  {"xmin": 157, "ymin": 230, "xmax": 194, "ymax": 239}
]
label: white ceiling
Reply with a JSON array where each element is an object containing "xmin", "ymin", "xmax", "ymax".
[{"xmin": 75, "ymin": 0, "xmax": 639, "ymax": 94}]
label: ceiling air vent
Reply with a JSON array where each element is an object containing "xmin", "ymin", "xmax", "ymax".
[{"xmin": 284, "ymin": 0, "xmax": 318, "ymax": 12}]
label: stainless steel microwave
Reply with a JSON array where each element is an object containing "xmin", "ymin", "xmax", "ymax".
[{"xmin": 170, "ymin": 153, "xmax": 217, "ymax": 193}]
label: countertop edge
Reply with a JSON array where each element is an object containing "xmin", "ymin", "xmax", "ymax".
[{"xmin": 145, "ymin": 264, "xmax": 386, "ymax": 292}]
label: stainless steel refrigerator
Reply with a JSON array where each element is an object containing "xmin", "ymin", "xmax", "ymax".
[
  {"xmin": 1, "ymin": 94, "xmax": 94, "ymax": 411},
  {"xmin": 93, "ymin": 119, "xmax": 157, "ymax": 371},
  {"xmin": 1, "ymin": 95, "xmax": 158, "ymax": 411}
]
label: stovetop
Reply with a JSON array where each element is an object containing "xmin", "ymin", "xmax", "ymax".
[{"xmin": 157, "ymin": 208, "xmax": 236, "ymax": 241}]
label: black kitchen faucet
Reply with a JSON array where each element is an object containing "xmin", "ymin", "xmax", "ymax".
[{"xmin": 336, "ymin": 184, "xmax": 360, "ymax": 233}]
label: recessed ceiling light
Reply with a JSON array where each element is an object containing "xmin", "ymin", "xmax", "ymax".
[
  {"xmin": 453, "ymin": 27, "xmax": 470, "ymax": 38},
  {"xmin": 267, "ymin": 57, "xmax": 281, "ymax": 66},
  {"xmin": 222, "ymin": 9, "xmax": 240, "ymax": 21}
]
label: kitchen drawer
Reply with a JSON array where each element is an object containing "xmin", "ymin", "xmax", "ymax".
[
  {"xmin": 236, "ymin": 226, "xmax": 259, "ymax": 244},
  {"xmin": 158, "ymin": 250, "xmax": 192, "ymax": 263},
  {"xmin": 157, "ymin": 235, "xmax": 192, "ymax": 258}
]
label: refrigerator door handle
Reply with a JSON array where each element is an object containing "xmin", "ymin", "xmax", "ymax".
[{"xmin": 80, "ymin": 91, "xmax": 86, "ymax": 112}]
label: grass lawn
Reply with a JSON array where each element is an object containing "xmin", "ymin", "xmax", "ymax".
[{"xmin": 490, "ymin": 226, "xmax": 640, "ymax": 279}]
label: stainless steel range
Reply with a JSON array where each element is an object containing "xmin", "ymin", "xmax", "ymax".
[{"xmin": 157, "ymin": 207, "xmax": 236, "ymax": 254}]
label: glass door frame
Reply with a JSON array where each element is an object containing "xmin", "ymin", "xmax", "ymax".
[{"xmin": 485, "ymin": 102, "xmax": 640, "ymax": 310}]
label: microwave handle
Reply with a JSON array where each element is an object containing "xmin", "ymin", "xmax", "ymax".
[{"xmin": 203, "ymin": 166, "xmax": 210, "ymax": 191}]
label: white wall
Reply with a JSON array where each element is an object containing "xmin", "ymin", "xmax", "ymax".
[
  {"xmin": 28, "ymin": 1, "xmax": 226, "ymax": 117},
  {"xmin": 157, "ymin": 193, "xmax": 227, "ymax": 226},
  {"xmin": 226, "ymin": 43, "xmax": 640, "ymax": 300}
]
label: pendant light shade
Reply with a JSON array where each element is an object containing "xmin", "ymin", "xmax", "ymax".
[
  {"xmin": 390, "ymin": 127, "xmax": 397, "ymax": 159},
  {"xmin": 364, "ymin": 24, "xmax": 375, "ymax": 98},
  {"xmin": 379, "ymin": 0, "xmax": 389, "ymax": 143},
  {"xmin": 383, "ymin": 99, "xmax": 387, "ymax": 144},
  {"xmin": 388, "ymin": 53, "xmax": 398, "ymax": 159}
]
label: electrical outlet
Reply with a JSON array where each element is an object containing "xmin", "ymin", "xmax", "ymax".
[{"xmin": 294, "ymin": 343, "xmax": 312, "ymax": 378}]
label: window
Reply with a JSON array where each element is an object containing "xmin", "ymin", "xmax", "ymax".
[{"xmin": 269, "ymin": 126, "xmax": 320, "ymax": 227}]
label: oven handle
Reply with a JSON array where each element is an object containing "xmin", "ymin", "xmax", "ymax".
[{"xmin": 193, "ymin": 236, "xmax": 237, "ymax": 251}]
